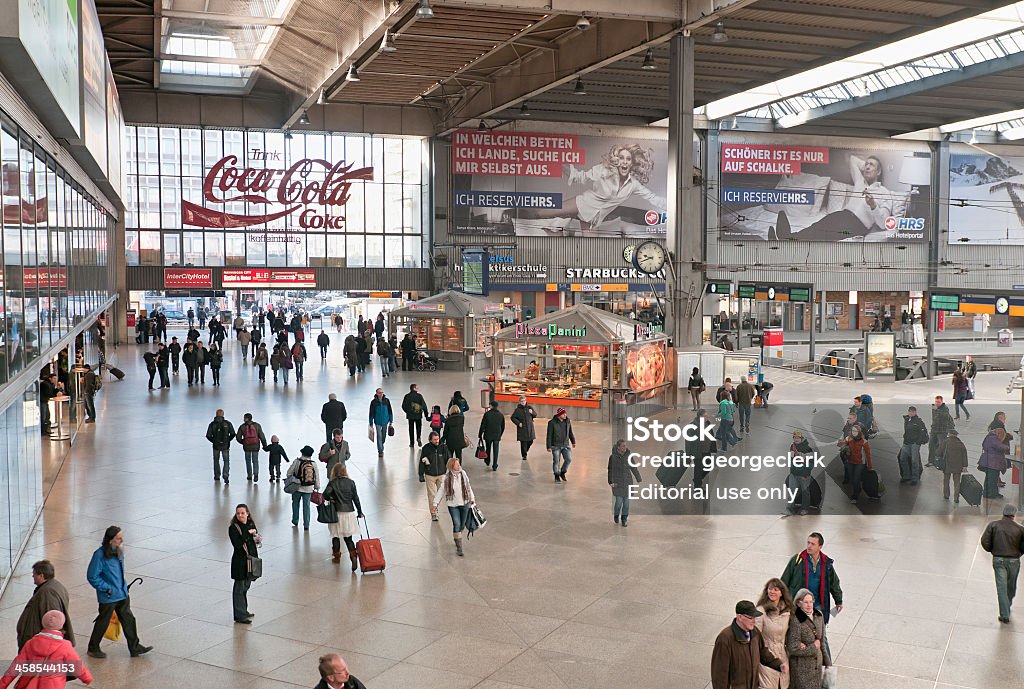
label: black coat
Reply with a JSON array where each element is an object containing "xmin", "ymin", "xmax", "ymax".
[
  {"xmin": 442, "ymin": 413, "xmax": 466, "ymax": 452},
  {"xmin": 419, "ymin": 441, "xmax": 449, "ymax": 478},
  {"xmin": 207, "ymin": 417, "xmax": 236, "ymax": 451},
  {"xmin": 608, "ymin": 447, "xmax": 641, "ymax": 497},
  {"xmin": 402, "ymin": 391, "xmax": 429, "ymax": 420},
  {"xmin": 323, "ymin": 477, "xmax": 362, "ymax": 514},
  {"xmin": 902, "ymin": 415, "xmax": 928, "ymax": 445},
  {"xmin": 314, "ymin": 677, "xmax": 366, "ymax": 689},
  {"xmin": 229, "ymin": 518, "xmax": 258, "ymax": 581},
  {"xmin": 511, "ymin": 404, "xmax": 537, "ymax": 441},
  {"xmin": 478, "ymin": 408, "xmax": 506, "ymax": 441},
  {"xmin": 321, "ymin": 399, "xmax": 348, "ymax": 429}
]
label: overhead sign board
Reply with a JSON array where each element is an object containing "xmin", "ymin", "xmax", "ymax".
[
  {"xmin": 929, "ymin": 293, "xmax": 960, "ymax": 312},
  {"xmin": 165, "ymin": 268, "xmax": 213, "ymax": 289}
]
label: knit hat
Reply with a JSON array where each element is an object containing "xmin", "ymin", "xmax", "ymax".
[
  {"xmin": 301, "ymin": 445, "xmax": 315, "ymax": 457},
  {"xmin": 556, "ymin": 407, "xmax": 566, "ymax": 416},
  {"xmin": 41, "ymin": 610, "xmax": 65, "ymax": 630}
]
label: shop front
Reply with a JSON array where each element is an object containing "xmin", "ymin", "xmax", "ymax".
[
  {"xmin": 492, "ymin": 304, "xmax": 673, "ymax": 423},
  {"xmin": 389, "ymin": 290, "xmax": 510, "ymax": 370}
]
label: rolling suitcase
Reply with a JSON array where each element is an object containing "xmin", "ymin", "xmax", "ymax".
[
  {"xmin": 356, "ymin": 517, "xmax": 385, "ymax": 574},
  {"xmin": 789, "ymin": 475, "xmax": 823, "ymax": 511},
  {"xmin": 863, "ymin": 469, "xmax": 885, "ymax": 498},
  {"xmin": 959, "ymin": 473, "xmax": 983, "ymax": 506},
  {"xmin": 656, "ymin": 463, "xmax": 688, "ymax": 488},
  {"xmin": 108, "ymin": 366, "xmax": 125, "ymax": 380}
]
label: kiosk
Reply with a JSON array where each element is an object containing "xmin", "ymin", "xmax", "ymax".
[
  {"xmin": 491, "ymin": 305, "xmax": 673, "ymax": 423},
  {"xmin": 389, "ymin": 291, "xmax": 509, "ymax": 371}
]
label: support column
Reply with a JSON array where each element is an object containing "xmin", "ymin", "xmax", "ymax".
[
  {"xmin": 112, "ymin": 216, "xmax": 128, "ymax": 345},
  {"xmin": 666, "ymin": 33, "xmax": 703, "ymax": 348},
  {"xmin": 808, "ymin": 285, "xmax": 816, "ymax": 363}
]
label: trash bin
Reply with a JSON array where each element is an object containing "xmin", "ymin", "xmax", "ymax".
[{"xmin": 999, "ymin": 329, "xmax": 1013, "ymax": 347}]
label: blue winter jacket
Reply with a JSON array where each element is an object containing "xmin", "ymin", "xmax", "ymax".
[{"xmin": 86, "ymin": 547, "xmax": 129, "ymax": 604}]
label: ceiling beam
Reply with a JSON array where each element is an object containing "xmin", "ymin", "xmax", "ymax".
[
  {"xmin": 161, "ymin": 9, "xmax": 285, "ymax": 25},
  {"xmin": 748, "ymin": 1, "xmax": 931, "ymax": 27}
]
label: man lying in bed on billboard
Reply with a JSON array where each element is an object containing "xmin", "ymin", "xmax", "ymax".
[{"xmin": 721, "ymin": 154, "xmax": 907, "ymax": 242}]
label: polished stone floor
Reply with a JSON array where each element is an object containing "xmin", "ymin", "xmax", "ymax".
[{"xmin": 1, "ymin": 329, "xmax": 1023, "ymax": 689}]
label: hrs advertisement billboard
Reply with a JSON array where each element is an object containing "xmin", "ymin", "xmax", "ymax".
[
  {"xmin": 718, "ymin": 137, "xmax": 931, "ymax": 243},
  {"xmin": 450, "ymin": 129, "xmax": 668, "ymax": 238}
]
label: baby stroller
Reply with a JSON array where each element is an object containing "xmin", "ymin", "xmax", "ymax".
[{"xmin": 414, "ymin": 351, "xmax": 437, "ymax": 372}]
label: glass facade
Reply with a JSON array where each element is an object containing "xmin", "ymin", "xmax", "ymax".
[
  {"xmin": 0, "ymin": 387, "xmax": 41, "ymax": 585},
  {"xmin": 123, "ymin": 126, "xmax": 429, "ymax": 269}
]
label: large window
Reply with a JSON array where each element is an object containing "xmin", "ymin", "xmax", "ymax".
[{"xmin": 123, "ymin": 126, "xmax": 429, "ymax": 268}]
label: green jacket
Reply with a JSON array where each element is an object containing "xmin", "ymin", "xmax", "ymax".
[
  {"xmin": 781, "ymin": 550, "xmax": 843, "ymax": 624},
  {"xmin": 718, "ymin": 399, "xmax": 735, "ymax": 422}
]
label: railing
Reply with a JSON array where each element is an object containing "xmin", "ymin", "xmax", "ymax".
[{"xmin": 766, "ymin": 347, "xmax": 858, "ymax": 380}]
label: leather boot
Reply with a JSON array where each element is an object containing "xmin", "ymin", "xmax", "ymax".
[
  {"xmin": 332, "ymin": 537, "xmax": 341, "ymax": 562},
  {"xmin": 349, "ymin": 549, "xmax": 359, "ymax": 571},
  {"xmin": 455, "ymin": 537, "xmax": 464, "ymax": 557}
]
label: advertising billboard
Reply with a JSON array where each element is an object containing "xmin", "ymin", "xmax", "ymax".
[
  {"xmin": 164, "ymin": 268, "xmax": 213, "ymax": 289},
  {"xmin": 718, "ymin": 139, "xmax": 930, "ymax": 242},
  {"xmin": 864, "ymin": 332, "xmax": 896, "ymax": 379},
  {"xmin": 81, "ymin": 0, "xmax": 107, "ymax": 173},
  {"xmin": 221, "ymin": 269, "xmax": 316, "ymax": 288},
  {"xmin": 450, "ymin": 129, "xmax": 667, "ymax": 238},
  {"xmin": 949, "ymin": 146, "xmax": 1024, "ymax": 244},
  {"xmin": 17, "ymin": 0, "xmax": 81, "ymax": 134}
]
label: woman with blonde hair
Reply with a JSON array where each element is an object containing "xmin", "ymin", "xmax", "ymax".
[
  {"xmin": 432, "ymin": 457, "xmax": 475, "ymax": 557},
  {"xmin": 755, "ymin": 577, "xmax": 794, "ymax": 689},
  {"xmin": 322, "ymin": 463, "xmax": 364, "ymax": 570}
]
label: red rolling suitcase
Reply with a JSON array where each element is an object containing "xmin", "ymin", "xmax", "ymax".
[{"xmin": 356, "ymin": 517, "xmax": 385, "ymax": 574}]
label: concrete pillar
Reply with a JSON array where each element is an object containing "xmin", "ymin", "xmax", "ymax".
[
  {"xmin": 666, "ymin": 33, "xmax": 703, "ymax": 348},
  {"xmin": 112, "ymin": 216, "xmax": 128, "ymax": 345}
]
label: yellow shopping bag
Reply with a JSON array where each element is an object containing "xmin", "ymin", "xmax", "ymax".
[{"xmin": 104, "ymin": 612, "xmax": 122, "ymax": 641}]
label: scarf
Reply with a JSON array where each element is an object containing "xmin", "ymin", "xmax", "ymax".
[
  {"xmin": 443, "ymin": 470, "xmax": 470, "ymax": 501},
  {"xmin": 801, "ymin": 550, "xmax": 829, "ymax": 613}
]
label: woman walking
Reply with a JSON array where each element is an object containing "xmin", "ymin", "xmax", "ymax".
[
  {"xmin": 510, "ymin": 396, "xmax": 537, "ymax": 460},
  {"xmin": 286, "ymin": 446, "xmax": 320, "ymax": 529},
  {"xmin": 953, "ymin": 368, "xmax": 971, "ymax": 420},
  {"xmin": 787, "ymin": 589, "xmax": 830, "ymax": 689},
  {"xmin": 755, "ymin": 578, "xmax": 793, "ymax": 689},
  {"xmin": 449, "ymin": 391, "xmax": 470, "ymax": 414},
  {"xmin": 270, "ymin": 344, "xmax": 283, "ymax": 384},
  {"xmin": 687, "ymin": 367, "xmax": 705, "ymax": 410},
  {"xmin": 228, "ymin": 504, "xmax": 260, "ymax": 624},
  {"xmin": 376, "ymin": 338, "xmax": 391, "ymax": 378},
  {"xmin": 981, "ymin": 427, "xmax": 1010, "ymax": 499},
  {"xmin": 322, "ymin": 464, "xmax": 364, "ymax": 569},
  {"xmin": 280, "ymin": 345, "xmax": 293, "ymax": 385},
  {"xmin": 432, "ymin": 458, "xmax": 476, "ymax": 557},
  {"xmin": 208, "ymin": 343, "xmax": 223, "ymax": 386},
  {"xmin": 607, "ymin": 439, "xmax": 641, "ymax": 526},
  {"xmin": 253, "ymin": 343, "xmax": 268, "ymax": 382},
  {"xmin": 442, "ymin": 405, "xmax": 466, "ymax": 460}
]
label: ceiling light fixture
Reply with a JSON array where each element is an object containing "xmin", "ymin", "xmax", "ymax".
[
  {"xmin": 519, "ymin": 101, "xmax": 531, "ymax": 117},
  {"xmin": 573, "ymin": 77, "xmax": 587, "ymax": 95},
  {"xmin": 575, "ymin": 14, "xmax": 590, "ymax": 31},
  {"xmin": 317, "ymin": 89, "xmax": 327, "ymax": 105},
  {"xmin": 478, "ymin": 120, "xmax": 488, "ymax": 131},
  {"xmin": 710, "ymin": 21, "xmax": 728, "ymax": 44},
  {"xmin": 345, "ymin": 65, "xmax": 360, "ymax": 82},
  {"xmin": 415, "ymin": 0, "xmax": 433, "ymax": 19},
  {"xmin": 380, "ymin": 32, "xmax": 397, "ymax": 52},
  {"xmin": 641, "ymin": 48, "xmax": 656, "ymax": 71},
  {"xmin": 298, "ymin": 111, "xmax": 310, "ymax": 125}
]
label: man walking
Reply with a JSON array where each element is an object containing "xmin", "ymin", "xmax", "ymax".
[
  {"xmin": 941, "ymin": 429, "xmax": 969, "ymax": 503},
  {"xmin": 478, "ymin": 400, "xmax": 506, "ymax": 471},
  {"xmin": 156, "ymin": 342, "xmax": 171, "ymax": 389},
  {"xmin": 368, "ymin": 388, "xmax": 394, "ymax": 459},
  {"xmin": 142, "ymin": 349, "xmax": 157, "ymax": 390},
  {"xmin": 418, "ymin": 431, "xmax": 449, "ymax": 522},
  {"xmin": 401, "ymin": 384, "xmax": 429, "ymax": 447},
  {"xmin": 787, "ymin": 431, "xmax": 815, "ymax": 515},
  {"xmin": 315, "ymin": 653, "xmax": 367, "ymax": 689},
  {"xmin": 86, "ymin": 526, "xmax": 152, "ymax": 659},
  {"xmin": 196, "ymin": 341, "xmax": 208, "ymax": 384},
  {"xmin": 899, "ymin": 405, "xmax": 928, "ymax": 484},
  {"xmin": 781, "ymin": 532, "xmax": 843, "ymax": 625},
  {"xmin": 236, "ymin": 413, "xmax": 268, "ymax": 482},
  {"xmin": 205, "ymin": 409, "xmax": 235, "ymax": 484},
  {"xmin": 169, "ymin": 336, "xmax": 182, "ymax": 375},
  {"xmin": 317, "ymin": 330, "xmax": 330, "ymax": 360},
  {"xmin": 710, "ymin": 601, "xmax": 785, "ymax": 689},
  {"xmin": 16, "ymin": 560, "xmax": 74, "ymax": 650},
  {"xmin": 735, "ymin": 377, "xmax": 756, "ymax": 433},
  {"xmin": 318, "ymin": 428, "xmax": 351, "ymax": 477},
  {"xmin": 187, "ymin": 306, "xmax": 195, "ymax": 328},
  {"xmin": 82, "ymin": 364, "xmax": 99, "ymax": 423},
  {"xmin": 981, "ymin": 504, "xmax": 1024, "ymax": 623},
  {"xmin": 238, "ymin": 327, "xmax": 251, "ymax": 360},
  {"xmin": 321, "ymin": 393, "xmax": 347, "ymax": 443},
  {"xmin": 927, "ymin": 395, "xmax": 955, "ymax": 467},
  {"xmin": 546, "ymin": 408, "xmax": 576, "ymax": 482}
]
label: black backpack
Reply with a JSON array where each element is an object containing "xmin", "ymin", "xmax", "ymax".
[
  {"xmin": 299, "ymin": 459, "xmax": 316, "ymax": 486},
  {"xmin": 214, "ymin": 420, "xmax": 232, "ymax": 445}
]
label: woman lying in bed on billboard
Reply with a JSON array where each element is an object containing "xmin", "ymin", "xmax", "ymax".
[
  {"xmin": 769, "ymin": 155, "xmax": 899, "ymax": 241},
  {"xmin": 509, "ymin": 144, "xmax": 665, "ymax": 231}
]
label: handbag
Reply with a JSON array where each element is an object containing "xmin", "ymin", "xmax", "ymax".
[
  {"xmin": 821, "ymin": 665, "xmax": 838, "ymax": 689},
  {"xmin": 463, "ymin": 433, "xmax": 471, "ymax": 449},
  {"xmin": 283, "ymin": 475, "xmax": 301, "ymax": 494},
  {"xmin": 311, "ymin": 490, "xmax": 324, "ymax": 506},
  {"xmin": 466, "ymin": 503, "xmax": 487, "ymax": 536},
  {"xmin": 316, "ymin": 501, "xmax": 338, "ymax": 524},
  {"xmin": 368, "ymin": 425, "xmax": 375, "ymax": 442},
  {"xmin": 387, "ymin": 424, "xmax": 395, "ymax": 437},
  {"xmin": 475, "ymin": 438, "xmax": 488, "ymax": 460},
  {"xmin": 234, "ymin": 523, "xmax": 263, "ymax": 580}
]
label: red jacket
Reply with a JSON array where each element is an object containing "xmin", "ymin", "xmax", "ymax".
[
  {"xmin": 844, "ymin": 437, "xmax": 872, "ymax": 469},
  {"xmin": 0, "ymin": 631, "xmax": 92, "ymax": 689}
]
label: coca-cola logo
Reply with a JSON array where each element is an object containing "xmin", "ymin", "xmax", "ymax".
[{"xmin": 182, "ymin": 155, "xmax": 373, "ymax": 229}]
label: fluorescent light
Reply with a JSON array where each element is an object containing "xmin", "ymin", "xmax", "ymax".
[{"xmin": 704, "ymin": 1, "xmax": 1024, "ymax": 120}]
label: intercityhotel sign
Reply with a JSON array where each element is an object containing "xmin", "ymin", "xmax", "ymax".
[{"xmin": 182, "ymin": 150, "xmax": 374, "ymax": 238}]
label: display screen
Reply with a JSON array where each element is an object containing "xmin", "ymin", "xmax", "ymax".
[
  {"xmin": 707, "ymin": 281, "xmax": 732, "ymax": 295},
  {"xmin": 788, "ymin": 287, "xmax": 811, "ymax": 302},
  {"xmin": 462, "ymin": 250, "xmax": 488, "ymax": 296},
  {"xmin": 929, "ymin": 293, "xmax": 960, "ymax": 311},
  {"xmin": 737, "ymin": 284, "xmax": 756, "ymax": 299},
  {"xmin": 626, "ymin": 342, "xmax": 667, "ymax": 391}
]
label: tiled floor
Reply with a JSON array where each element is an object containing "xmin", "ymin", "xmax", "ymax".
[{"xmin": 1, "ymin": 328, "xmax": 1022, "ymax": 689}]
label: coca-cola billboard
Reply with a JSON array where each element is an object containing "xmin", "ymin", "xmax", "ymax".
[{"xmin": 182, "ymin": 153, "xmax": 373, "ymax": 231}]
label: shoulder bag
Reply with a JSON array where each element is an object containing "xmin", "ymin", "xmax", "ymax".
[
  {"xmin": 317, "ymin": 500, "xmax": 338, "ymax": 524},
  {"xmin": 234, "ymin": 523, "xmax": 263, "ymax": 580},
  {"xmin": 283, "ymin": 474, "xmax": 301, "ymax": 494}
]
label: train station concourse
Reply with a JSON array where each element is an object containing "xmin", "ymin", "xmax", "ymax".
[{"xmin": 6, "ymin": 0, "xmax": 1024, "ymax": 687}]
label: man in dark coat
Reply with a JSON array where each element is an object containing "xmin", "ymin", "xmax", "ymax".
[
  {"xmin": 321, "ymin": 393, "xmax": 348, "ymax": 443},
  {"xmin": 781, "ymin": 532, "xmax": 843, "ymax": 625},
  {"xmin": 927, "ymin": 395, "xmax": 956, "ymax": 467},
  {"xmin": 205, "ymin": 409, "xmax": 235, "ymax": 483},
  {"xmin": 710, "ymin": 600, "xmax": 784, "ymax": 689},
  {"xmin": 16, "ymin": 560, "xmax": 74, "ymax": 649},
  {"xmin": 317, "ymin": 330, "xmax": 330, "ymax": 360},
  {"xmin": 315, "ymin": 652, "xmax": 366, "ymax": 689},
  {"xmin": 169, "ymin": 336, "xmax": 182, "ymax": 375},
  {"xmin": 401, "ymin": 384, "xmax": 429, "ymax": 448},
  {"xmin": 478, "ymin": 401, "xmax": 506, "ymax": 471},
  {"xmin": 142, "ymin": 349, "xmax": 157, "ymax": 390},
  {"xmin": 940, "ymin": 429, "xmax": 969, "ymax": 503},
  {"xmin": 510, "ymin": 396, "xmax": 537, "ymax": 460},
  {"xmin": 156, "ymin": 342, "xmax": 171, "ymax": 389},
  {"xmin": 900, "ymin": 405, "xmax": 928, "ymax": 483}
]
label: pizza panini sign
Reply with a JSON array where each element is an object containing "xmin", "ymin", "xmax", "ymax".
[{"xmin": 182, "ymin": 152, "xmax": 374, "ymax": 231}]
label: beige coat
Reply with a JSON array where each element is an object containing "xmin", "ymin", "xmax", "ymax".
[{"xmin": 755, "ymin": 606, "xmax": 791, "ymax": 689}]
